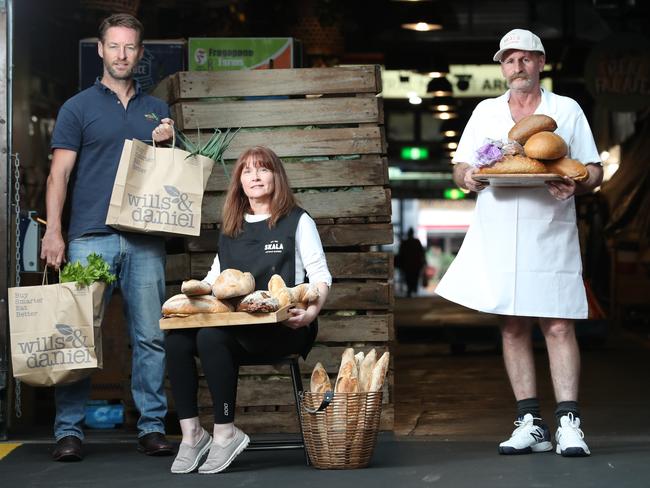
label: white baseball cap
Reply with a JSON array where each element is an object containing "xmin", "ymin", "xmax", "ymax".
[{"xmin": 493, "ymin": 29, "xmax": 545, "ymax": 62}]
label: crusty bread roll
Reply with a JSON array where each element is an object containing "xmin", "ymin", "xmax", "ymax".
[
  {"xmin": 369, "ymin": 351, "xmax": 390, "ymax": 392},
  {"xmin": 181, "ymin": 279, "xmax": 212, "ymax": 297},
  {"xmin": 335, "ymin": 348, "xmax": 359, "ymax": 393},
  {"xmin": 212, "ymin": 269, "xmax": 255, "ymax": 299},
  {"xmin": 359, "ymin": 349, "xmax": 377, "ymax": 392},
  {"xmin": 236, "ymin": 290, "xmax": 280, "ymax": 312},
  {"xmin": 508, "ymin": 114, "xmax": 557, "ymax": 144},
  {"xmin": 477, "ymin": 154, "xmax": 548, "ymax": 174},
  {"xmin": 543, "ymin": 157, "xmax": 589, "ymax": 182},
  {"xmin": 289, "ymin": 283, "xmax": 320, "ymax": 309},
  {"xmin": 310, "ymin": 362, "xmax": 332, "ymax": 394},
  {"xmin": 162, "ymin": 294, "xmax": 233, "ymax": 317},
  {"xmin": 524, "ymin": 131, "xmax": 568, "ymax": 160},
  {"xmin": 267, "ymin": 274, "xmax": 292, "ymax": 308}
]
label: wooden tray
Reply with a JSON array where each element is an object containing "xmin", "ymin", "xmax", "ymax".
[
  {"xmin": 159, "ymin": 305, "xmax": 292, "ymax": 330},
  {"xmin": 473, "ymin": 173, "xmax": 563, "ymax": 187}
]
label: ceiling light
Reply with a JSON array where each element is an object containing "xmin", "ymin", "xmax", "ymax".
[
  {"xmin": 439, "ymin": 118, "xmax": 463, "ymax": 137},
  {"xmin": 431, "ymin": 95, "xmax": 456, "ymax": 111},
  {"xmin": 433, "ymin": 112, "xmax": 458, "ymax": 120},
  {"xmin": 397, "ymin": 1, "xmax": 443, "ymax": 32}
]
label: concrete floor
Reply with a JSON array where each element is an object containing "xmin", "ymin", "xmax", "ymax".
[{"xmin": 2, "ymin": 297, "xmax": 650, "ymax": 487}]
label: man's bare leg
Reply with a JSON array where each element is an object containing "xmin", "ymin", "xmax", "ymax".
[
  {"xmin": 538, "ymin": 318, "xmax": 580, "ymax": 402},
  {"xmin": 500, "ymin": 316, "xmax": 537, "ymax": 400}
]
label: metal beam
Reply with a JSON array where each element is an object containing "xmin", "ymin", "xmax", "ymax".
[{"xmin": 0, "ymin": 0, "xmax": 11, "ymax": 441}]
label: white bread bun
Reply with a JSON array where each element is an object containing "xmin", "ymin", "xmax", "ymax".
[
  {"xmin": 310, "ymin": 362, "xmax": 332, "ymax": 394},
  {"xmin": 508, "ymin": 114, "xmax": 557, "ymax": 144},
  {"xmin": 543, "ymin": 157, "xmax": 589, "ymax": 182},
  {"xmin": 334, "ymin": 348, "xmax": 359, "ymax": 393},
  {"xmin": 524, "ymin": 131, "xmax": 568, "ymax": 160},
  {"xmin": 369, "ymin": 351, "xmax": 390, "ymax": 392},
  {"xmin": 235, "ymin": 290, "xmax": 280, "ymax": 312},
  {"xmin": 162, "ymin": 294, "xmax": 233, "ymax": 316},
  {"xmin": 212, "ymin": 268, "xmax": 255, "ymax": 299},
  {"xmin": 181, "ymin": 279, "xmax": 213, "ymax": 297},
  {"xmin": 358, "ymin": 349, "xmax": 377, "ymax": 392},
  {"xmin": 477, "ymin": 154, "xmax": 548, "ymax": 174}
]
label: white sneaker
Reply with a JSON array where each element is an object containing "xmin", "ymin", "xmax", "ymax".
[
  {"xmin": 555, "ymin": 413, "xmax": 590, "ymax": 457},
  {"xmin": 498, "ymin": 413, "xmax": 553, "ymax": 455}
]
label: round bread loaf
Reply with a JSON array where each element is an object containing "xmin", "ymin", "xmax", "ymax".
[
  {"xmin": 181, "ymin": 279, "xmax": 213, "ymax": 297},
  {"xmin": 212, "ymin": 268, "xmax": 255, "ymax": 299},
  {"xmin": 162, "ymin": 294, "xmax": 233, "ymax": 316},
  {"xmin": 544, "ymin": 157, "xmax": 589, "ymax": 181},
  {"xmin": 524, "ymin": 131, "xmax": 568, "ymax": 160},
  {"xmin": 477, "ymin": 154, "xmax": 548, "ymax": 174},
  {"xmin": 508, "ymin": 114, "xmax": 557, "ymax": 144},
  {"xmin": 236, "ymin": 290, "xmax": 280, "ymax": 312}
]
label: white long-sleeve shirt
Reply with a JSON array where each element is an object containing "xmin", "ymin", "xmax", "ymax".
[{"xmin": 203, "ymin": 212, "xmax": 332, "ymax": 287}]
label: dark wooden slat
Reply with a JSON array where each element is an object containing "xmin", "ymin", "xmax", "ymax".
[
  {"xmin": 324, "ymin": 282, "xmax": 392, "ymax": 310},
  {"xmin": 203, "ymin": 186, "xmax": 390, "ymax": 222},
  {"xmin": 206, "ymin": 156, "xmax": 388, "ymax": 192},
  {"xmin": 165, "ymin": 253, "xmax": 190, "ymax": 282},
  {"xmin": 174, "ymin": 97, "xmax": 382, "ymax": 130},
  {"xmin": 189, "ymin": 252, "xmax": 392, "ymax": 280},
  {"xmin": 186, "ymin": 223, "xmax": 393, "ymax": 252},
  {"xmin": 152, "ymin": 66, "xmax": 381, "ymax": 102},
  {"xmin": 186, "ymin": 127, "xmax": 385, "ymax": 159}
]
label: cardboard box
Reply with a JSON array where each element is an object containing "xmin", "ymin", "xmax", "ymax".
[
  {"xmin": 79, "ymin": 38, "xmax": 186, "ymax": 93},
  {"xmin": 188, "ymin": 37, "xmax": 302, "ymax": 71}
]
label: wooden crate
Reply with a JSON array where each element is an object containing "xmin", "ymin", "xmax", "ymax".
[{"xmin": 152, "ymin": 66, "xmax": 393, "ymax": 433}]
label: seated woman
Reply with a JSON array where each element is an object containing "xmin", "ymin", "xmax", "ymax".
[{"xmin": 165, "ymin": 146, "xmax": 331, "ymax": 474}]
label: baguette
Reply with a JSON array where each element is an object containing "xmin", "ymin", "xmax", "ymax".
[
  {"xmin": 508, "ymin": 114, "xmax": 557, "ymax": 144},
  {"xmin": 212, "ymin": 269, "xmax": 255, "ymax": 299},
  {"xmin": 334, "ymin": 347, "xmax": 359, "ymax": 393},
  {"xmin": 477, "ymin": 154, "xmax": 548, "ymax": 174},
  {"xmin": 162, "ymin": 294, "xmax": 233, "ymax": 317},
  {"xmin": 310, "ymin": 362, "xmax": 332, "ymax": 393},
  {"xmin": 524, "ymin": 131, "xmax": 568, "ymax": 160},
  {"xmin": 369, "ymin": 351, "xmax": 390, "ymax": 392},
  {"xmin": 181, "ymin": 279, "xmax": 212, "ymax": 297},
  {"xmin": 358, "ymin": 349, "xmax": 377, "ymax": 392},
  {"xmin": 543, "ymin": 157, "xmax": 589, "ymax": 182}
]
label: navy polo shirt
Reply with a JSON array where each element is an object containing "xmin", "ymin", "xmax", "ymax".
[{"xmin": 51, "ymin": 78, "xmax": 170, "ymax": 240}]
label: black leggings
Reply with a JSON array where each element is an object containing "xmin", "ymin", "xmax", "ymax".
[{"xmin": 165, "ymin": 324, "xmax": 313, "ymax": 424}]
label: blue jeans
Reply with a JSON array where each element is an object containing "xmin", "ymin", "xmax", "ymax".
[{"xmin": 54, "ymin": 233, "xmax": 167, "ymax": 441}]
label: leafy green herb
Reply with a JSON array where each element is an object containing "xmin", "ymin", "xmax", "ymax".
[
  {"xmin": 60, "ymin": 253, "xmax": 117, "ymax": 287},
  {"xmin": 145, "ymin": 112, "xmax": 239, "ymax": 181}
]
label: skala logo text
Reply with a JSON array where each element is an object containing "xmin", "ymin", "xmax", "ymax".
[
  {"xmin": 264, "ymin": 240, "xmax": 284, "ymax": 254},
  {"xmin": 126, "ymin": 185, "xmax": 195, "ymax": 228},
  {"xmin": 17, "ymin": 324, "xmax": 92, "ymax": 368}
]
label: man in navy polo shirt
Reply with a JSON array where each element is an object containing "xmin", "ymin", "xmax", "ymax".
[{"xmin": 41, "ymin": 13, "xmax": 175, "ymax": 462}]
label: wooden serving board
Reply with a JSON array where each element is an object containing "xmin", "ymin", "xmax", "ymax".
[
  {"xmin": 473, "ymin": 173, "xmax": 563, "ymax": 187},
  {"xmin": 159, "ymin": 306, "xmax": 291, "ymax": 330}
]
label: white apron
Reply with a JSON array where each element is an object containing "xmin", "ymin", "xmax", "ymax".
[{"xmin": 436, "ymin": 186, "xmax": 587, "ymax": 319}]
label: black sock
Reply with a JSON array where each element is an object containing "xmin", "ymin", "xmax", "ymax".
[
  {"xmin": 516, "ymin": 397, "xmax": 541, "ymax": 420},
  {"xmin": 555, "ymin": 401, "xmax": 580, "ymax": 423}
]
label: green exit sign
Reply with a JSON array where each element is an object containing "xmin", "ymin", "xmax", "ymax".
[
  {"xmin": 400, "ymin": 146, "xmax": 429, "ymax": 160},
  {"xmin": 443, "ymin": 188, "xmax": 466, "ymax": 200}
]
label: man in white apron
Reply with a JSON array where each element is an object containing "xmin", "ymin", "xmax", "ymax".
[{"xmin": 436, "ymin": 29, "xmax": 603, "ymax": 457}]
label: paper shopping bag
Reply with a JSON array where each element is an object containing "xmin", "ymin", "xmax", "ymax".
[
  {"xmin": 106, "ymin": 139, "xmax": 214, "ymax": 236},
  {"xmin": 8, "ymin": 280, "xmax": 106, "ymax": 387}
]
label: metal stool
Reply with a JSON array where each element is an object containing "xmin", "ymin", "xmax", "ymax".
[{"xmin": 241, "ymin": 354, "xmax": 310, "ymax": 465}]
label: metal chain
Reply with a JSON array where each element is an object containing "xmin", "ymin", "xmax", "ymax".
[{"xmin": 12, "ymin": 153, "xmax": 22, "ymax": 418}]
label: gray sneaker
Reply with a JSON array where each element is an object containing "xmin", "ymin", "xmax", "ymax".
[
  {"xmin": 198, "ymin": 427, "xmax": 250, "ymax": 474},
  {"xmin": 170, "ymin": 428, "xmax": 212, "ymax": 474}
]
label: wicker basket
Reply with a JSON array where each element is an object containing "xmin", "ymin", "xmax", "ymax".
[{"xmin": 300, "ymin": 391, "xmax": 383, "ymax": 469}]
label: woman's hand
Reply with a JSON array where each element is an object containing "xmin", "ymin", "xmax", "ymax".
[
  {"xmin": 546, "ymin": 176, "xmax": 576, "ymax": 200},
  {"xmin": 282, "ymin": 307, "xmax": 316, "ymax": 329},
  {"xmin": 152, "ymin": 117, "xmax": 174, "ymax": 143}
]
